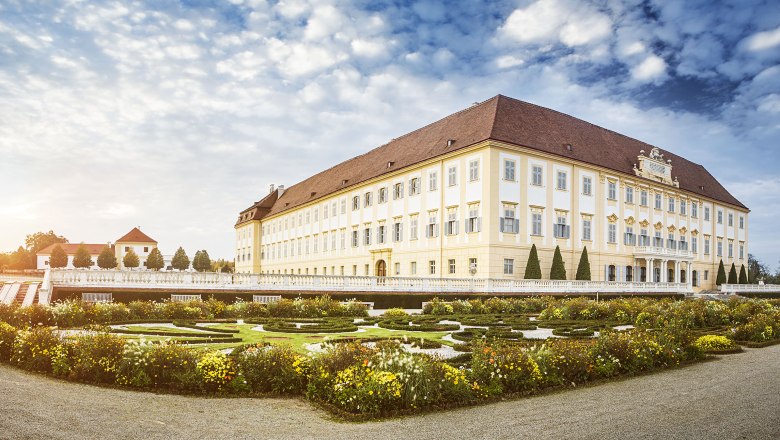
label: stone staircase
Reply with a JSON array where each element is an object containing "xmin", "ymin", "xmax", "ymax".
[{"xmin": 0, "ymin": 282, "xmax": 42, "ymax": 305}]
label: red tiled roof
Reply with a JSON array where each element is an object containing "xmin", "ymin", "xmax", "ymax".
[
  {"xmin": 116, "ymin": 227, "xmax": 157, "ymax": 243},
  {"xmin": 237, "ymin": 95, "xmax": 745, "ymax": 224},
  {"xmin": 37, "ymin": 243, "xmax": 108, "ymax": 255}
]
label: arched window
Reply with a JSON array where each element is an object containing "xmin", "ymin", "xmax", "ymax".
[
  {"xmin": 608, "ymin": 265, "xmax": 616, "ymax": 281},
  {"xmin": 626, "ymin": 266, "xmax": 633, "ymax": 282}
]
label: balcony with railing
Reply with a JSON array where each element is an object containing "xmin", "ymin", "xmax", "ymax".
[{"xmin": 634, "ymin": 245, "xmax": 693, "ymax": 259}]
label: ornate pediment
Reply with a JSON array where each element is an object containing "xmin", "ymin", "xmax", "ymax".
[
  {"xmin": 679, "ymin": 226, "xmax": 687, "ymax": 234},
  {"xmin": 690, "ymin": 228, "xmax": 699, "ymax": 236},
  {"xmin": 625, "ymin": 216, "xmax": 635, "ymax": 225},
  {"xmin": 639, "ymin": 219, "xmax": 650, "ymax": 227},
  {"xmin": 634, "ymin": 147, "xmax": 680, "ymax": 188},
  {"xmin": 607, "ymin": 213, "xmax": 618, "ymax": 223},
  {"xmin": 667, "ymin": 225, "xmax": 676, "ymax": 232},
  {"xmin": 654, "ymin": 221, "xmax": 663, "ymax": 230}
]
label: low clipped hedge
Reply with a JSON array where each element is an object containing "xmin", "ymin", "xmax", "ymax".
[
  {"xmin": 378, "ymin": 320, "xmax": 460, "ymax": 332},
  {"xmin": 261, "ymin": 320, "xmax": 358, "ymax": 334},
  {"xmin": 109, "ymin": 328, "xmax": 230, "ymax": 338},
  {"xmin": 551, "ymin": 327, "xmax": 596, "ymax": 338},
  {"xmin": 172, "ymin": 321, "xmax": 240, "ymax": 334},
  {"xmin": 451, "ymin": 328, "xmax": 524, "ymax": 342}
]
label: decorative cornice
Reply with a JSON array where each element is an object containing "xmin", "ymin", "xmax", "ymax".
[
  {"xmin": 625, "ymin": 216, "xmax": 635, "ymax": 225},
  {"xmin": 654, "ymin": 221, "xmax": 663, "ymax": 230},
  {"xmin": 607, "ymin": 213, "xmax": 619, "ymax": 223}
]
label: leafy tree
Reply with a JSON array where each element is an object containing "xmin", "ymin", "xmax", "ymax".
[
  {"xmin": 550, "ymin": 245, "xmax": 567, "ymax": 280},
  {"xmin": 193, "ymin": 250, "xmax": 211, "ymax": 272},
  {"xmin": 49, "ymin": 244, "xmax": 69, "ymax": 269},
  {"xmin": 146, "ymin": 248, "xmax": 165, "ymax": 271},
  {"xmin": 220, "ymin": 265, "xmax": 234, "ymax": 273},
  {"xmin": 72, "ymin": 245, "xmax": 93, "ymax": 269},
  {"xmin": 524, "ymin": 244, "xmax": 542, "ymax": 280},
  {"xmin": 575, "ymin": 247, "xmax": 591, "ymax": 281},
  {"xmin": 747, "ymin": 254, "xmax": 768, "ymax": 283},
  {"xmin": 10, "ymin": 247, "xmax": 33, "ymax": 270},
  {"xmin": 716, "ymin": 260, "xmax": 727, "ymax": 286},
  {"xmin": 171, "ymin": 247, "xmax": 190, "ymax": 271},
  {"xmin": 96, "ymin": 246, "xmax": 117, "ymax": 269},
  {"xmin": 25, "ymin": 230, "xmax": 68, "ymax": 267},
  {"xmin": 738, "ymin": 264, "xmax": 748, "ymax": 284},
  {"xmin": 728, "ymin": 263, "xmax": 738, "ymax": 284},
  {"xmin": 123, "ymin": 249, "xmax": 140, "ymax": 269}
]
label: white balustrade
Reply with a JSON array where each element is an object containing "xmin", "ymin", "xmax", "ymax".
[
  {"xmin": 45, "ymin": 268, "xmax": 692, "ymax": 294},
  {"xmin": 719, "ymin": 283, "xmax": 780, "ymax": 294},
  {"xmin": 634, "ymin": 246, "xmax": 693, "ymax": 259}
]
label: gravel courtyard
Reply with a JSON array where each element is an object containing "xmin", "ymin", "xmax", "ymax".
[{"xmin": 1, "ymin": 344, "xmax": 778, "ymax": 440}]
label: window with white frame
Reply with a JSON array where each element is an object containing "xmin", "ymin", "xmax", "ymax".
[
  {"xmin": 426, "ymin": 212, "xmax": 439, "ymax": 238},
  {"xmin": 363, "ymin": 227, "xmax": 372, "ymax": 246},
  {"xmin": 351, "ymin": 229, "xmax": 359, "ymax": 247},
  {"xmin": 378, "ymin": 187, "xmax": 387, "ymax": 203},
  {"xmin": 679, "ymin": 234, "xmax": 687, "ymax": 250},
  {"xmin": 668, "ymin": 197, "xmax": 675, "ymax": 213},
  {"xmin": 429, "ymin": 171, "xmax": 438, "ymax": 191},
  {"xmin": 340, "ymin": 199, "xmax": 346, "ymax": 214},
  {"xmin": 448, "ymin": 259, "xmax": 456, "ymax": 274},
  {"xmin": 728, "ymin": 213, "xmax": 733, "ymax": 227},
  {"xmin": 691, "ymin": 202, "xmax": 698, "ymax": 218},
  {"xmin": 739, "ymin": 216, "xmax": 744, "ymax": 229},
  {"xmin": 429, "ymin": 260, "xmax": 436, "ymax": 275},
  {"xmin": 704, "ymin": 235, "xmax": 711, "ymax": 255},
  {"xmin": 728, "ymin": 240, "xmax": 733, "ymax": 258},
  {"xmin": 469, "ymin": 160, "xmax": 479, "ymax": 181},
  {"xmin": 410, "ymin": 215, "xmax": 418, "ymax": 240},
  {"xmin": 608, "ymin": 224, "xmax": 617, "ymax": 243},
  {"xmin": 352, "ymin": 196, "xmax": 359, "ymax": 211},
  {"xmin": 393, "ymin": 182, "xmax": 404, "ymax": 199},
  {"xmin": 503, "ymin": 258, "xmax": 514, "ymax": 275},
  {"xmin": 531, "ymin": 165, "xmax": 543, "ymax": 186},
  {"xmin": 410, "ymin": 177, "xmax": 421, "ymax": 195},
  {"xmin": 331, "ymin": 202, "xmax": 337, "ymax": 217},
  {"xmin": 410, "ymin": 261, "xmax": 417, "ymax": 275},
  {"xmin": 704, "ymin": 206, "xmax": 710, "ymax": 221},
  {"xmin": 322, "ymin": 233, "xmax": 328, "ymax": 251},
  {"xmin": 469, "ymin": 257, "xmax": 477, "ymax": 272},
  {"xmin": 717, "ymin": 238, "xmax": 722, "ymax": 257},
  {"xmin": 654, "ymin": 231, "xmax": 663, "ymax": 247},
  {"xmin": 364, "ymin": 192, "xmax": 373, "ymax": 207},
  {"xmin": 624, "ymin": 226, "xmax": 635, "ymax": 245},
  {"xmin": 667, "ymin": 232, "xmax": 676, "ymax": 249},
  {"xmin": 532, "ymin": 212, "xmax": 543, "ymax": 236},
  {"xmin": 717, "ymin": 210, "xmax": 723, "ymax": 224},
  {"xmin": 608, "ymin": 182, "xmax": 617, "ymax": 200},
  {"xmin": 466, "ymin": 205, "xmax": 481, "ymax": 233},
  {"xmin": 583, "ymin": 218, "xmax": 592, "ymax": 241},
  {"xmin": 655, "ymin": 193, "xmax": 662, "ymax": 210},
  {"xmin": 331, "ymin": 231, "xmax": 337, "ymax": 250},
  {"xmin": 504, "ymin": 160, "xmax": 516, "ymax": 181},
  {"xmin": 692, "ymin": 236, "xmax": 698, "ymax": 253},
  {"xmin": 739, "ymin": 242, "xmax": 744, "ymax": 260},
  {"xmin": 680, "ymin": 200, "xmax": 686, "ymax": 215},
  {"xmin": 501, "ymin": 206, "xmax": 518, "ymax": 233},
  {"xmin": 340, "ymin": 230, "xmax": 345, "ymax": 249},
  {"xmin": 313, "ymin": 234, "xmax": 319, "ymax": 252},
  {"xmin": 641, "ymin": 190, "xmax": 648, "ymax": 206},
  {"xmin": 377, "ymin": 224, "xmax": 385, "ymax": 244},
  {"xmin": 314, "ymin": 208, "xmax": 318, "ymax": 222},
  {"xmin": 393, "ymin": 220, "xmax": 403, "ymax": 242},
  {"xmin": 445, "ymin": 209, "xmax": 459, "ymax": 235},
  {"xmin": 556, "ymin": 171, "xmax": 567, "ymax": 190},
  {"xmin": 554, "ymin": 215, "xmax": 570, "ymax": 239},
  {"xmin": 447, "ymin": 166, "xmax": 457, "ymax": 186},
  {"xmin": 626, "ymin": 187, "xmax": 634, "ymax": 204},
  {"xmin": 305, "ymin": 237, "xmax": 310, "ymax": 254},
  {"xmin": 582, "ymin": 176, "xmax": 592, "ymax": 196}
]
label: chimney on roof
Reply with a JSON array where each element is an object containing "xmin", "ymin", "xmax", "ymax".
[
  {"xmin": 277, "ymin": 185, "xmax": 285, "ymax": 196},
  {"xmin": 269, "ymin": 184, "xmax": 275, "ymax": 194},
  {"xmin": 447, "ymin": 139, "xmax": 455, "ymax": 147}
]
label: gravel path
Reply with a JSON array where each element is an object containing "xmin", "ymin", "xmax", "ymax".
[{"xmin": 1, "ymin": 345, "xmax": 778, "ymax": 440}]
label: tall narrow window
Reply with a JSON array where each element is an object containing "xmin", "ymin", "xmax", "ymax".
[
  {"xmin": 583, "ymin": 219, "xmax": 592, "ymax": 241},
  {"xmin": 608, "ymin": 224, "xmax": 617, "ymax": 243},
  {"xmin": 378, "ymin": 187, "xmax": 387, "ymax": 203},
  {"xmin": 582, "ymin": 176, "xmax": 592, "ymax": 196},
  {"xmin": 469, "ymin": 160, "xmax": 479, "ymax": 181},
  {"xmin": 739, "ymin": 216, "xmax": 744, "ymax": 229},
  {"xmin": 668, "ymin": 197, "xmax": 675, "ymax": 213},
  {"xmin": 532, "ymin": 212, "xmax": 542, "ymax": 236},
  {"xmin": 364, "ymin": 192, "xmax": 373, "ymax": 207},
  {"xmin": 393, "ymin": 221, "xmax": 403, "ymax": 242},
  {"xmin": 448, "ymin": 259, "xmax": 456, "ymax": 274},
  {"xmin": 426, "ymin": 213, "xmax": 439, "ymax": 238},
  {"xmin": 503, "ymin": 259, "xmax": 514, "ymax": 275},
  {"xmin": 410, "ymin": 216, "xmax": 418, "ymax": 240},
  {"xmin": 531, "ymin": 166, "xmax": 543, "ymax": 186},
  {"xmin": 445, "ymin": 209, "xmax": 459, "ymax": 235},
  {"xmin": 556, "ymin": 171, "xmax": 567, "ymax": 190},
  {"xmin": 728, "ymin": 213, "xmax": 733, "ymax": 227},
  {"xmin": 704, "ymin": 206, "xmax": 710, "ymax": 221},
  {"xmin": 680, "ymin": 200, "xmax": 686, "ymax": 215},
  {"xmin": 410, "ymin": 177, "xmax": 421, "ymax": 195},
  {"xmin": 608, "ymin": 182, "xmax": 617, "ymax": 200},
  {"xmin": 466, "ymin": 205, "xmax": 481, "ymax": 233},
  {"xmin": 428, "ymin": 171, "xmax": 438, "ymax": 191},
  {"xmin": 504, "ymin": 160, "xmax": 516, "ymax": 181},
  {"xmin": 447, "ymin": 166, "xmax": 457, "ymax": 186},
  {"xmin": 655, "ymin": 193, "xmax": 662, "ymax": 210},
  {"xmin": 641, "ymin": 190, "xmax": 648, "ymax": 206},
  {"xmin": 352, "ymin": 196, "xmax": 359, "ymax": 211},
  {"xmin": 393, "ymin": 182, "xmax": 404, "ymax": 199},
  {"xmin": 691, "ymin": 202, "xmax": 698, "ymax": 218},
  {"xmin": 625, "ymin": 187, "xmax": 634, "ymax": 204},
  {"xmin": 429, "ymin": 260, "xmax": 436, "ymax": 275}
]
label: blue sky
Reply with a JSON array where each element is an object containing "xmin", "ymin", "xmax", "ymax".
[{"xmin": 1, "ymin": 0, "xmax": 779, "ymax": 268}]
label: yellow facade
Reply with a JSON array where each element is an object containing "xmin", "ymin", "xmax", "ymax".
[{"xmin": 235, "ymin": 141, "xmax": 748, "ymax": 291}]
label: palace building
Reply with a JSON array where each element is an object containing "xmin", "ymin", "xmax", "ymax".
[{"xmin": 235, "ymin": 95, "xmax": 748, "ymax": 291}]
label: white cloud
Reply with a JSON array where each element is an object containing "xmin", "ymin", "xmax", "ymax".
[
  {"xmin": 495, "ymin": 55, "xmax": 524, "ymax": 69},
  {"xmin": 744, "ymin": 26, "xmax": 780, "ymax": 52},
  {"xmin": 631, "ymin": 54, "xmax": 667, "ymax": 82},
  {"xmin": 499, "ymin": 0, "xmax": 612, "ymax": 47}
]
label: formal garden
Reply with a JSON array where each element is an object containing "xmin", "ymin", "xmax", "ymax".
[{"xmin": 0, "ymin": 295, "xmax": 778, "ymax": 418}]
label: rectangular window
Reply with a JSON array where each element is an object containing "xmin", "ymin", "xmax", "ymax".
[
  {"xmin": 625, "ymin": 187, "xmax": 634, "ymax": 204},
  {"xmin": 378, "ymin": 187, "xmax": 387, "ymax": 203},
  {"xmin": 704, "ymin": 236, "xmax": 711, "ymax": 255},
  {"xmin": 583, "ymin": 219, "xmax": 592, "ymax": 241},
  {"xmin": 667, "ymin": 232, "xmax": 676, "ymax": 249},
  {"xmin": 364, "ymin": 228, "xmax": 372, "ymax": 246},
  {"xmin": 365, "ymin": 264, "xmax": 369, "ymax": 276},
  {"xmin": 448, "ymin": 166, "xmax": 457, "ymax": 186},
  {"xmin": 692, "ymin": 236, "xmax": 698, "ymax": 253},
  {"xmin": 680, "ymin": 200, "xmax": 686, "ymax": 215},
  {"xmin": 692, "ymin": 202, "xmax": 698, "ymax": 218},
  {"xmin": 322, "ymin": 233, "xmax": 328, "ymax": 252},
  {"xmin": 351, "ymin": 230, "xmax": 358, "ymax": 247},
  {"xmin": 377, "ymin": 225, "xmax": 385, "ymax": 244},
  {"xmin": 469, "ymin": 160, "xmax": 479, "ymax": 181},
  {"xmin": 410, "ymin": 216, "xmax": 418, "ymax": 240},
  {"xmin": 448, "ymin": 259, "xmax": 456, "ymax": 274},
  {"xmin": 426, "ymin": 213, "xmax": 439, "ymax": 238},
  {"xmin": 394, "ymin": 262, "xmax": 400, "ymax": 276},
  {"xmin": 503, "ymin": 258, "xmax": 514, "ymax": 275},
  {"xmin": 143, "ymin": 246, "xmax": 149, "ymax": 253},
  {"xmin": 410, "ymin": 177, "xmax": 421, "ymax": 195},
  {"xmin": 504, "ymin": 160, "xmax": 516, "ymax": 181},
  {"xmin": 704, "ymin": 206, "xmax": 711, "ymax": 221},
  {"xmin": 323, "ymin": 205, "xmax": 329, "ymax": 219},
  {"xmin": 393, "ymin": 221, "xmax": 403, "ymax": 242},
  {"xmin": 532, "ymin": 212, "xmax": 542, "ymax": 236},
  {"xmin": 352, "ymin": 265, "xmax": 357, "ymax": 276},
  {"xmin": 313, "ymin": 234, "xmax": 318, "ymax": 253},
  {"xmin": 739, "ymin": 216, "xmax": 744, "ymax": 229},
  {"xmin": 640, "ymin": 190, "xmax": 648, "ymax": 207},
  {"xmin": 332, "ymin": 232, "xmax": 337, "ymax": 250},
  {"xmin": 582, "ymin": 176, "xmax": 592, "ymax": 196},
  {"xmin": 429, "ymin": 260, "xmax": 436, "ymax": 275},
  {"xmin": 728, "ymin": 240, "xmax": 733, "ymax": 258},
  {"xmin": 393, "ymin": 182, "xmax": 404, "ymax": 199},
  {"xmin": 331, "ymin": 202, "xmax": 337, "ymax": 217},
  {"xmin": 704, "ymin": 270, "xmax": 709, "ymax": 281},
  {"xmin": 556, "ymin": 171, "xmax": 567, "ymax": 190},
  {"xmin": 608, "ymin": 182, "xmax": 617, "ymax": 200},
  {"xmin": 341, "ymin": 199, "xmax": 346, "ymax": 214},
  {"xmin": 445, "ymin": 210, "xmax": 459, "ymax": 235},
  {"xmin": 410, "ymin": 261, "xmax": 417, "ymax": 275},
  {"xmin": 531, "ymin": 166, "xmax": 543, "ymax": 186},
  {"xmin": 352, "ymin": 196, "xmax": 360, "ymax": 211},
  {"xmin": 739, "ymin": 242, "xmax": 744, "ymax": 260},
  {"xmin": 466, "ymin": 206, "xmax": 481, "ymax": 233},
  {"xmin": 717, "ymin": 210, "xmax": 723, "ymax": 224},
  {"xmin": 469, "ymin": 258, "xmax": 477, "ymax": 273},
  {"xmin": 728, "ymin": 213, "xmax": 733, "ymax": 227},
  {"xmin": 624, "ymin": 226, "xmax": 635, "ymax": 246},
  {"xmin": 608, "ymin": 224, "xmax": 617, "ymax": 244},
  {"xmin": 655, "ymin": 193, "xmax": 662, "ymax": 210},
  {"xmin": 553, "ymin": 215, "xmax": 570, "ymax": 239},
  {"xmin": 429, "ymin": 171, "xmax": 437, "ymax": 191},
  {"xmin": 314, "ymin": 208, "xmax": 318, "ymax": 221},
  {"xmin": 364, "ymin": 192, "xmax": 372, "ymax": 207},
  {"xmin": 668, "ymin": 197, "xmax": 675, "ymax": 213},
  {"xmin": 717, "ymin": 239, "xmax": 723, "ymax": 257},
  {"xmin": 501, "ymin": 207, "xmax": 518, "ymax": 234}
]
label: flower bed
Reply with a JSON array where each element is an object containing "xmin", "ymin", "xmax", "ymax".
[
  {"xmin": 693, "ymin": 335, "xmax": 742, "ymax": 354},
  {"xmin": 550, "ymin": 327, "xmax": 596, "ymax": 338}
]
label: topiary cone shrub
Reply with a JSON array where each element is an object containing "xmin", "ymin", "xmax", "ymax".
[
  {"xmin": 550, "ymin": 245, "xmax": 566, "ymax": 280},
  {"xmin": 716, "ymin": 260, "xmax": 726, "ymax": 286},
  {"xmin": 728, "ymin": 263, "xmax": 738, "ymax": 284},
  {"xmin": 576, "ymin": 247, "xmax": 591, "ymax": 281},
  {"xmin": 524, "ymin": 244, "xmax": 542, "ymax": 280}
]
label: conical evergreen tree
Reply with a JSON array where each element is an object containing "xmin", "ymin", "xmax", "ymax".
[
  {"xmin": 728, "ymin": 263, "xmax": 738, "ymax": 284},
  {"xmin": 72, "ymin": 244, "xmax": 93, "ymax": 268},
  {"xmin": 97, "ymin": 246, "xmax": 117, "ymax": 269},
  {"xmin": 716, "ymin": 260, "xmax": 727, "ymax": 286},
  {"xmin": 49, "ymin": 244, "xmax": 68, "ymax": 268},
  {"xmin": 524, "ymin": 244, "xmax": 542, "ymax": 279},
  {"xmin": 123, "ymin": 249, "xmax": 140, "ymax": 269},
  {"xmin": 738, "ymin": 264, "xmax": 748, "ymax": 284},
  {"xmin": 146, "ymin": 248, "xmax": 165, "ymax": 271},
  {"xmin": 575, "ymin": 247, "xmax": 591, "ymax": 280},
  {"xmin": 171, "ymin": 247, "xmax": 190, "ymax": 271},
  {"xmin": 550, "ymin": 245, "xmax": 567, "ymax": 280}
]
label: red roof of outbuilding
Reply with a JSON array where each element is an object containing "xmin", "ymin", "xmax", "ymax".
[
  {"xmin": 116, "ymin": 227, "xmax": 157, "ymax": 244},
  {"xmin": 37, "ymin": 244, "xmax": 108, "ymax": 255}
]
